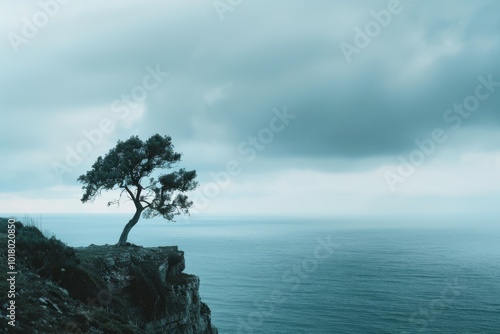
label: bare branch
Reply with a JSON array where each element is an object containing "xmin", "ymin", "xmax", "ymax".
[{"xmin": 124, "ymin": 186, "xmax": 136, "ymax": 202}]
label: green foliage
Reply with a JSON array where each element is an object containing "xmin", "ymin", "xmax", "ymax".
[
  {"xmin": 12, "ymin": 220, "xmax": 80, "ymax": 279},
  {"xmin": 0, "ymin": 217, "xmax": 24, "ymax": 234},
  {"xmin": 78, "ymin": 134, "xmax": 182, "ymax": 202},
  {"xmin": 145, "ymin": 168, "xmax": 198, "ymax": 220},
  {"xmin": 60, "ymin": 265, "xmax": 103, "ymax": 303},
  {"xmin": 77, "ymin": 134, "xmax": 198, "ymax": 245}
]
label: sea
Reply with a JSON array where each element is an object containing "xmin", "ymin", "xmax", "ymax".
[{"xmin": 6, "ymin": 214, "xmax": 500, "ymax": 334}]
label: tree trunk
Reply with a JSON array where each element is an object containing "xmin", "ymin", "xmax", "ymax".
[{"xmin": 117, "ymin": 208, "xmax": 143, "ymax": 246}]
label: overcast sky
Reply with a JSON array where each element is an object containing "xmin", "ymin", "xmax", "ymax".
[{"xmin": 1, "ymin": 0, "xmax": 499, "ymax": 218}]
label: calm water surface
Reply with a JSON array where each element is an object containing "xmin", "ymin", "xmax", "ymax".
[{"xmin": 8, "ymin": 214, "xmax": 500, "ymax": 333}]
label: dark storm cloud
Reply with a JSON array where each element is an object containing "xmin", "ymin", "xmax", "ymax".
[{"xmin": 1, "ymin": 0, "xmax": 500, "ymax": 194}]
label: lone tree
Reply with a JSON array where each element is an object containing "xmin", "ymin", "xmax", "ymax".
[{"xmin": 77, "ymin": 134, "xmax": 198, "ymax": 246}]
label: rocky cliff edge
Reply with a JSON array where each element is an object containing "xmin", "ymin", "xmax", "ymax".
[{"xmin": 0, "ymin": 218, "xmax": 218, "ymax": 334}]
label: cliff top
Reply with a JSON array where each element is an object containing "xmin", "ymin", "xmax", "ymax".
[{"xmin": 0, "ymin": 218, "xmax": 217, "ymax": 334}]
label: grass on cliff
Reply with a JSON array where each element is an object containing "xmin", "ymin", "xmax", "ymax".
[
  {"xmin": 0, "ymin": 218, "xmax": 145, "ymax": 333},
  {"xmin": 0, "ymin": 217, "xmax": 204, "ymax": 334}
]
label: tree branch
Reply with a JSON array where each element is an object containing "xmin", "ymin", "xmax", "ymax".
[{"xmin": 124, "ymin": 185, "xmax": 136, "ymax": 202}]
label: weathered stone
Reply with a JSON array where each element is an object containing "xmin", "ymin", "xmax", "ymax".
[{"xmin": 73, "ymin": 245, "xmax": 218, "ymax": 334}]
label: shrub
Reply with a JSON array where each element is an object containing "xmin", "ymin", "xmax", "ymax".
[{"xmin": 1, "ymin": 219, "xmax": 80, "ymax": 280}]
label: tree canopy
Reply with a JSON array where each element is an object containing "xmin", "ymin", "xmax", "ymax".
[{"xmin": 77, "ymin": 134, "xmax": 198, "ymax": 246}]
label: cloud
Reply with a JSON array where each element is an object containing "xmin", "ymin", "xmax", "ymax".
[{"xmin": 1, "ymin": 0, "xmax": 500, "ymax": 216}]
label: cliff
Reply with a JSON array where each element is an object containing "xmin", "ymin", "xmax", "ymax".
[{"xmin": 0, "ymin": 218, "xmax": 218, "ymax": 334}]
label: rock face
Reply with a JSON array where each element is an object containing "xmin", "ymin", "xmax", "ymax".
[
  {"xmin": 72, "ymin": 245, "xmax": 218, "ymax": 334},
  {"xmin": 0, "ymin": 218, "xmax": 218, "ymax": 334}
]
